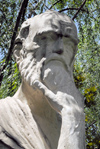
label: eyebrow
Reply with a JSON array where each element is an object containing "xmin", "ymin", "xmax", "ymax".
[
  {"xmin": 35, "ymin": 29, "xmax": 60, "ymax": 36},
  {"xmin": 21, "ymin": 24, "xmax": 30, "ymax": 31},
  {"xmin": 35, "ymin": 30, "xmax": 78, "ymax": 44}
]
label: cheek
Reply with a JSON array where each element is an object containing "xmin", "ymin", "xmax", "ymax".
[
  {"xmin": 35, "ymin": 40, "xmax": 52, "ymax": 58},
  {"xmin": 64, "ymin": 45, "xmax": 74, "ymax": 63},
  {"xmin": 45, "ymin": 41, "xmax": 55, "ymax": 55},
  {"xmin": 35, "ymin": 43, "xmax": 47, "ymax": 61},
  {"xmin": 23, "ymin": 40, "xmax": 40, "ymax": 51}
]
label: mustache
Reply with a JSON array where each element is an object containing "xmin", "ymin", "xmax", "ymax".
[
  {"xmin": 19, "ymin": 50, "xmax": 46, "ymax": 86},
  {"xmin": 44, "ymin": 53, "xmax": 70, "ymax": 72},
  {"xmin": 19, "ymin": 48, "xmax": 36, "ymax": 70}
]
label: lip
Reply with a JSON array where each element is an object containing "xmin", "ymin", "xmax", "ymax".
[
  {"xmin": 15, "ymin": 42, "xmax": 22, "ymax": 45},
  {"xmin": 14, "ymin": 38, "xmax": 22, "ymax": 46},
  {"xmin": 14, "ymin": 42, "xmax": 22, "ymax": 46},
  {"xmin": 13, "ymin": 39, "xmax": 22, "ymax": 50},
  {"xmin": 44, "ymin": 54, "xmax": 69, "ymax": 73},
  {"xmin": 13, "ymin": 43, "xmax": 22, "ymax": 50},
  {"xmin": 45, "ymin": 54, "xmax": 65, "ymax": 65}
]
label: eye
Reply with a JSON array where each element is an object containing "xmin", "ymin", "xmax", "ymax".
[
  {"xmin": 40, "ymin": 36, "xmax": 47, "ymax": 40},
  {"xmin": 20, "ymin": 25, "xmax": 29, "ymax": 38},
  {"xmin": 49, "ymin": 32, "xmax": 58, "ymax": 40}
]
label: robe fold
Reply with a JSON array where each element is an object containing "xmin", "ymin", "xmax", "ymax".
[{"xmin": 0, "ymin": 97, "xmax": 49, "ymax": 149}]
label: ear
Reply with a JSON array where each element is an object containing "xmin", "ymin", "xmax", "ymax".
[{"xmin": 13, "ymin": 49, "xmax": 21, "ymax": 65}]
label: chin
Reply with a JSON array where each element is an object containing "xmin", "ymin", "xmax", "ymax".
[{"xmin": 42, "ymin": 62, "xmax": 69, "ymax": 92}]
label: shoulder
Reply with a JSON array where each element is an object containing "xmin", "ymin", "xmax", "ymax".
[
  {"xmin": 0, "ymin": 97, "xmax": 32, "ymax": 148},
  {"xmin": 0, "ymin": 96, "xmax": 31, "ymax": 120},
  {"xmin": 0, "ymin": 96, "xmax": 12, "ymax": 104},
  {"xmin": 0, "ymin": 97, "xmax": 45, "ymax": 149},
  {"xmin": 0, "ymin": 97, "xmax": 12, "ymax": 112},
  {"xmin": 0, "ymin": 97, "xmax": 19, "ymax": 116}
]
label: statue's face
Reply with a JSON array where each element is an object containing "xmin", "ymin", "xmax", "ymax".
[{"xmin": 14, "ymin": 11, "xmax": 78, "ymax": 89}]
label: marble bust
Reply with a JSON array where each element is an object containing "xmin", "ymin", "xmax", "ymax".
[{"xmin": 0, "ymin": 10, "xmax": 85, "ymax": 149}]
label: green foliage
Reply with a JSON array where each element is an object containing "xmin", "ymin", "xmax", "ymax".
[
  {"xmin": 0, "ymin": 60, "xmax": 21, "ymax": 98},
  {"xmin": 74, "ymin": 61, "xmax": 100, "ymax": 148},
  {"xmin": 74, "ymin": 64, "xmax": 86, "ymax": 88},
  {"xmin": 0, "ymin": 0, "xmax": 100, "ymax": 148}
]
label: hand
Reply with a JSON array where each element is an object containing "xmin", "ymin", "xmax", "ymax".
[{"xmin": 32, "ymin": 80, "xmax": 79, "ymax": 114}]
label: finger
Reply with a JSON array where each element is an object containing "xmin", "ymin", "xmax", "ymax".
[{"xmin": 33, "ymin": 80, "xmax": 63, "ymax": 112}]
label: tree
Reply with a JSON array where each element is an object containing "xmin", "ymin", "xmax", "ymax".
[{"xmin": 0, "ymin": 0, "xmax": 100, "ymax": 148}]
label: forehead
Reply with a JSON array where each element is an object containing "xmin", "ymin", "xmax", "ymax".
[{"xmin": 21, "ymin": 11, "xmax": 78, "ymax": 42}]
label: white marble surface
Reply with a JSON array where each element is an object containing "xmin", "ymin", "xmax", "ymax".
[{"xmin": 0, "ymin": 10, "xmax": 85, "ymax": 149}]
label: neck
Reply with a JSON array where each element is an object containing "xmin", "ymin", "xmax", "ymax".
[{"xmin": 14, "ymin": 80, "xmax": 57, "ymax": 118}]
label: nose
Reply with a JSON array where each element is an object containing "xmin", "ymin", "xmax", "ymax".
[
  {"xmin": 15, "ymin": 38, "xmax": 21, "ymax": 43},
  {"xmin": 14, "ymin": 36, "xmax": 22, "ymax": 45},
  {"xmin": 52, "ymin": 37, "xmax": 64, "ymax": 54}
]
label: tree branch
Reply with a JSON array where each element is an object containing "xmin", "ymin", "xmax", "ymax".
[
  {"xmin": 49, "ymin": 0, "xmax": 61, "ymax": 10},
  {"xmin": 86, "ymin": 121, "xmax": 96, "ymax": 131},
  {"xmin": 28, "ymin": 0, "xmax": 43, "ymax": 18},
  {"xmin": 0, "ymin": 0, "xmax": 29, "ymax": 85},
  {"xmin": 59, "ymin": 7, "xmax": 89, "ymax": 14},
  {"xmin": 72, "ymin": 0, "xmax": 87, "ymax": 20},
  {"xmin": 0, "ymin": 9, "xmax": 8, "ymax": 24},
  {"xmin": 33, "ymin": 0, "xmax": 43, "ymax": 10},
  {"xmin": 21, "ymin": 0, "xmax": 29, "ymax": 22},
  {"xmin": 44, "ymin": 3, "xmax": 49, "ymax": 10}
]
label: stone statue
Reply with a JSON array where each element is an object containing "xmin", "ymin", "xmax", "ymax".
[{"xmin": 0, "ymin": 10, "xmax": 85, "ymax": 149}]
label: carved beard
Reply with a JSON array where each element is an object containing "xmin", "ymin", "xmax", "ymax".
[
  {"xmin": 18, "ymin": 48, "xmax": 45, "ymax": 87},
  {"xmin": 42, "ymin": 61, "xmax": 73, "ymax": 93},
  {"xmin": 17, "ymin": 48, "xmax": 73, "ymax": 93}
]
